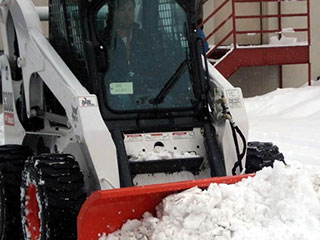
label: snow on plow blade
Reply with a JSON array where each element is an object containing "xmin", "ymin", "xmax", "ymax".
[{"xmin": 77, "ymin": 174, "xmax": 252, "ymax": 239}]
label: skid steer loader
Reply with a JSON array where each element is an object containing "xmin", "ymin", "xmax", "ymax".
[{"xmin": 0, "ymin": 0, "xmax": 284, "ymax": 239}]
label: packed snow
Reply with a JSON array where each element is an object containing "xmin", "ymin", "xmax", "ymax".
[
  {"xmin": 101, "ymin": 83, "xmax": 320, "ymax": 240},
  {"xmin": 269, "ymin": 35, "xmax": 298, "ymax": 45},
  {"xmin": 103, "ymin": 163, "xmax": 320, "ymax": 240},
  {"xmin": 246, "ymin": 81, "xmax": 320, "ymax": 167},
  {"xmin": 129, "ymin": 146, "xmax": 199, "ymax": 162}
]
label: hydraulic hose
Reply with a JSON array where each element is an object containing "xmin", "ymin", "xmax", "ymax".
[
  {"xmin": 223, "ymin": 103, "xmax": 247, "ymax": 175},
  {"xmin": 228, "ymin": 118, "xmax": 247, "ymax": 175}
]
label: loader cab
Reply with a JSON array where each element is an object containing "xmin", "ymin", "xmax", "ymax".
[
  {"xmin": 88, "ymin": 0, "xmax": 206, "ymax": 121},
  {"xmin": 88, "ymin": 0, "xmax": 225, "ymax": 186},
  {"xmin": 49, "ymin": 0, "xmax": 206, "ymax": 123},
  {"xmin": 49, "ymin": 0, "xmax": 226, "ymax": 187}
]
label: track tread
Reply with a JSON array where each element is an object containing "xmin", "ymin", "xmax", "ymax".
[
  {"xmin": 0, "ymin": 145, "xmax": 33, "ymax": 240},
  {"xmin": 21, "ymin": 153, "xmax": 86, "ymax": 240},
  {"xmin": 246, "ymin": 141, "xmax": 285, "ymax": 173}
]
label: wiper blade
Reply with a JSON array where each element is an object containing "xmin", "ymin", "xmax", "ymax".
[{"xmin": 149, "ymin": 58, "xmax": 192, "ymax": 105}]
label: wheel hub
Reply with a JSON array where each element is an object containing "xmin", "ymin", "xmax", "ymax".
[{"xmin": 26, "ymin": 183, "xmax": 41, "ymax": 240}]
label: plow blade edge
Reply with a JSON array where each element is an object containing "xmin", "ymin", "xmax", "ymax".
[{"xmin": 78, "ymin": 174, "xmax": 252, "ymax": 239}]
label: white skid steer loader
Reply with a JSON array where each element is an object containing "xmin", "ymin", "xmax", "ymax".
[{"xmin": 0, "ymin": 0, "xmax": 284, "ymax": 239}]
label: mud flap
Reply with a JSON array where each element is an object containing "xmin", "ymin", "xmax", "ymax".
[{"xmin": 77, "ymin": 174, "xmax": 252, "ymax": 239}]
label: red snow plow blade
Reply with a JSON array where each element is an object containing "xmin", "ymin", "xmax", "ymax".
[{"xmin": 78, "ymin": 174, "xmax": 253, "ymax": 239}]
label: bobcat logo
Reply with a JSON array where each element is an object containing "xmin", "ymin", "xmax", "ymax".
[
  {"xmin": 78, "ymin": 96, "xmax": 97, "ymax": 108},
  {"xmin": 81, "ymin": 97, "xmax": 95, "ymax": 107}
]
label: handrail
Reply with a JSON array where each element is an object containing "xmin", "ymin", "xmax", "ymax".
[
  {"xmin": 205, "ymin": 13, "xmax": 233, "ymax": 42},
  {"xmin": 235, "ymin": 13, "xmax": 308, "ymax": 19},
  {"xmin": 201, "ymin": 0, "xmax": 310, "ymax": 58},
  {"xmin": 198, "ymin": 0, "xmax": 230, "ymax": 30},
  {"xmin": 307, "ymin": 0, "xmax": 311, "ymax": 85},
  {"xmin": 236, "ymin": 28, "xmax": 309, "ymax": 35},
  {"xmin": 197, "ymin": 0, "xmax": 234, "ymax": 59},
  {"xmin": 206, "ymin": 31, "xmax": 233, "ymax": 57},
  {"xmin": 231, "ymin": 0, "xmax": 237, "ymax": 49},
  {"xmin": 233, "ymin": 0, "xmax": 310, "ymax": 44}
]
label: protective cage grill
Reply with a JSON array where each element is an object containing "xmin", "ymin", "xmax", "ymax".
[{"xmin": 49, "ymin": 0, "xmax": 89, "ymax": 88}]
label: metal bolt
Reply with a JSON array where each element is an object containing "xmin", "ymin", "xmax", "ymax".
[{"xmin": 17, "ymin": 57, "xmax": 26, "ymax": 68}]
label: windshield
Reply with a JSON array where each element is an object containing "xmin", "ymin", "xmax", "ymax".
[{"xmin": 95, "ymin": 0, "xmax": 196, "ymax": 112}]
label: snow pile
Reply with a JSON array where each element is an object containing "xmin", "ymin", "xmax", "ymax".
[
  {"xmin": 281, "ymin": 28, "xmax": 295, "ymax": 34},
  {"xmin": 269, "ymin": 35, "xmax": 297, "ymax": 45},
  {"xmin": 129, "ymin": 146, "xmax": 199, "ymax": 162},
  {"xmin": 102, "ymin": 163, "xmax": 320, "ymax": 240},
  {"xmin": 269, "ymin": 28, "xmax": 298, "ymax": 45}
]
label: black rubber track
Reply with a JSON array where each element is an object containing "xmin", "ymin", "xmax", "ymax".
[
  {"xmin": 0, "ymin": 172, "xmax": 6, "ymax": 240},
  {"xmin": 21, "ymin": 153, "xmax": 86, "ymax": 240},
  {"xmin": 245, "ymin": 141, "xmax": 285, "ymax": 173},
  {"xmin": 0, "ymin": 145, "xmax": 33, "ymax": 240}
]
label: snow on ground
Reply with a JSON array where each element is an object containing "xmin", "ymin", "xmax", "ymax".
[
  {"xmin": 103, "ymin": 83, "xmax": 320, "ymax": 240},
  {"xmin": 245, "ymin": 83, "xmax": 320, "ymax": 167}
]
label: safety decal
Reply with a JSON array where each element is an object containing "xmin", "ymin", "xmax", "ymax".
[
  {"xmin": 124, "ymin": 134, "xmax": 143, "ymax": 142},
  {"xmin": 4, "ymin": 112, "xmax": 14, "ymax": 126},
  {"xmin": 145, "ymin": 133, "xmax": 170, "ymax": 141},
  {"xmin": 226, "ymin": 89, "xmax": 242, "ymax": 109},
  {"xmin": 78, "ymin": 96, "xmax": 97, "ymax": 107},
  {"xmin": 172, "ymin": 131, "xmax": 195, "ymax": 139}
]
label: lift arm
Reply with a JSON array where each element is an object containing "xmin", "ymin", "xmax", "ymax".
[{"xmin": 0, "ymin": 0, "xmax": 120, "ymax": 189}]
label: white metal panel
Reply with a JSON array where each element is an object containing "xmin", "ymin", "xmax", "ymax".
[
  {"xmin": 0, "ymin": 55, "xmax": 26, "ymax": 144},
  {"xmin": 0, "ymin": 0, "xmax": 120, "ymax": 190},
  {"xmin": 124, "ymin": 128, "xmax": 207, "ymax": 160},
  {"xmin": 204, "ymin": 57, "xmax": 249, "ymax": 175}
]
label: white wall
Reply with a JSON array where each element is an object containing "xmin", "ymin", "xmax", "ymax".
[
  {"xmin": 34, "ymin": 0, "xmax": 49, "ymax": 37},
  {"xmin": 309, "ymin": 0, "xmax": 320, "ymax": 81},
  {"xmin": 204, "ymin": 0, "xmax": 262, "ymax": 46},
  {"xmin": 270, "ymin": 0, "xmax": 320, "ymax": 86},
  {"xmin": 203, "ymin": 0, "xmax": 215, "ymax": 45},
  {"xmin": 229, "ymin": 66, "xmax": 280, "ymax": 98},
  {"xmin": 0, "ymin": 0, "xmax": 48, "ymax": 51}
]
